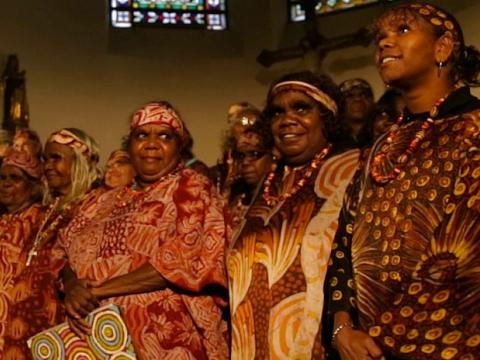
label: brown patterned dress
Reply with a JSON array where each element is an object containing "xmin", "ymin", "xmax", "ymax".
[
  {"xmin": 327, "ymin": 87, "xmax": 480, "ymax": 360},
  {"xmin": 228, "ymin": 149, "xmax": 359, "ymax": 359}
]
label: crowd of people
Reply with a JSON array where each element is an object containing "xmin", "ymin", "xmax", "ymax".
[{"xmin": 0, "ymin": 2, "xmax": 478, "ymax": 359}]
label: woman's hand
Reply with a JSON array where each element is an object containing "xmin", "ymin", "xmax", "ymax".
[
  {"xmin": 64, "ymin": 279, "xmax": 98, "ymax": 338},
  {"xmin": 336, "ymin": 327, "xmax": 383, "ymax": 360}
]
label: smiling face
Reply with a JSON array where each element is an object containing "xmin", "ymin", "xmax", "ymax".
[
  {"xmin": 43, "ymin": 142, "xmax": 75, "ymax": 196},
  {"xmin": 375, "ymin": 12, "xmax": 441, "ymax": 88},
  {"xmin": 270, "ymin": 90, "xmax": 328, "ymax": 166},
  {"xmin": 0, "ymin": 165, "xmax": 34, "ymax": 213},
  {"xmin": 129, "ymin": 123, "xmax": 181, "ymax": 187}
]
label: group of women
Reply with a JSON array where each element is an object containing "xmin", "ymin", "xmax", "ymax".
[{"xmin": 0, "ymin": 2, "xmax": 478, "ymax": 360}]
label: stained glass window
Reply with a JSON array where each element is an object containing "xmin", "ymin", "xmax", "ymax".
[
  {"xmin": 110, "ymin": 0, "xmax": 228, "ymax": 31},
  {"xmin": 289, "ymin": 0, "xmax": 397, "ymax": 22}
]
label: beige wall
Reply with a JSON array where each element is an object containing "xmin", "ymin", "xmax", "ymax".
[{"xmin": 0, "ymin": 0, "xmax": 478, "ymax": 165}]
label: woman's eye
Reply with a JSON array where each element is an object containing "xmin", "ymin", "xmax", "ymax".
[
  {"xmin": 293, "ymin": 103, "xmax": 310, "ymax": 113},
  {"xmin": 135, "ymin": 132, "xmax": 148, "ymax": 140},
  {"xmin": 158, "ymin": 133, "xmax": 172, "ymax": 140},
  {"xmin": 47, "ymin": 153, "xmax": 62, "ymax": 161},
  {"xmin": 269, "ymin": 107, "xmax": 283, "ymax": 119},
  {"xmin": 399, "ymin": 24, "xmax": 410, "ymax": 34}
]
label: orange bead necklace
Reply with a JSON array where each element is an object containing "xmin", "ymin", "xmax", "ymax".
[
  {"xmin": 370, "ymin": 91, "xmax": 453, "ymax": 184},
  {"xmin": 262, "ymin": 143, "xmax": 332, "ymax": 206}
]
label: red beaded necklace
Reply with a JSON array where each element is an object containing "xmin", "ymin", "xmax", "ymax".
[
  {"xmin": 370, "ymin": 91, "xmax": 452, "ymax": 184},
  {"xmin": 262, "ymin": 144, "xmax": 332, "ymax": 206}
]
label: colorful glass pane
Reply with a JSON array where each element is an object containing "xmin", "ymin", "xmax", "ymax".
[
  {"xmin": 288, "ymin": 0, "xmax": 398, "ymax": 22},
  {"xmin": 110, "ymin": 0, "xmax": 227, "ymax": 30}
]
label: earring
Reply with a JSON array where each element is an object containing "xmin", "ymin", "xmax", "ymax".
[{"xmin": 437, "ymin": 61, "xmax": 444, "ymax": 77}]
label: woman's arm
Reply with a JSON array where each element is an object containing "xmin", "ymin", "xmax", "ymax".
[
  {"xmin": 91, "ymin": 263, "xmax": 167, "ymax": 300},
  {"xmin": 324, "ymin": 166, "xmax": 382, "ymax": 360}
]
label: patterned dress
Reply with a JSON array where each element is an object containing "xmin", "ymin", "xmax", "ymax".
[
  {"xmin": 0, "ymin": 205, "xmax": 42, "ymax": 357},
  {"xmin": 0, "ymin": 202, "xmax": 70, "ymax": 360},
  {"xmin": 326, "ymin": 87, "xmax": 480, "ymax": 360},
  {"xmin": 228, "ymin": 149, "xmax": 359, "ymax": 359},
  {"xmin": 56, "ymin": 168, "xmax": 230, "ymax": 360}
]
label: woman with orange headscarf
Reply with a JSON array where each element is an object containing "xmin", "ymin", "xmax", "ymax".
[
  {"xmin": 57, "ymin": 101, "xmax": 229, "ymax": 359},
  {"xmin": 2, "ymin": 128, "xmax": 101, "ymax": 359}
]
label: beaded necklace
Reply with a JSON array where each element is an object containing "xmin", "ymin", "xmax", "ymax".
[
  {"xmin": 26, "ymin": 198, "xmax": 68, "ymax": 266},
  {"xmin": 370, "ymin": 90, "xmax": 453, "ymax": 184},
  {"xmin": 262, "ymin": 144, "xmax": 332, "ymax": 206}
]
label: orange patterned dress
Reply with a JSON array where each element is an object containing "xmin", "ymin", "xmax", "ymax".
[
  {"xmin": 0, "ymin": 205, "xmax": 42, "ymax": 356},
  {"xmin": 327, "ymin": 88, "xmax": 480, "ymax": 359},
  {"xmin": 227, "ymin": 149, "xmax": 359, "ymax": 359},
  {"xmin": 0, "ymin": 203, "xmax": 70, "ymax": 360},
  {"xmin": 56, "ymin": 168, "xmax": 230, "ymax": 360}
]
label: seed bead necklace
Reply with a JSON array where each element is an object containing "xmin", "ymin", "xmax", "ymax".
[
  {"xmin": 262, "ymin": 143, "xmax": 332, "ymax": 206},
  {"xmin": 370, "ymin": 90, "xmax": 454, "ymax": 184},
  {"xmin": 26, "ymin": 198, "xmax": 67, "ymax": 266}
]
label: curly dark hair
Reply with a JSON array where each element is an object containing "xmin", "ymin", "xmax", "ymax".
[{"xmin": 263, "ymin": 71, "xmax": 343, "ymax": 143}]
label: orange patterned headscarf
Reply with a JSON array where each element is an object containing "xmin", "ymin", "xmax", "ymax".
[
  {"xmin": 3, "ymin": 148, "xmax": 43, "ymax": 179},
  {"xmin": 47, "ymin": 129, "xmax": 97, "ymax": 162},
  {"xmin": 406, "ymin": 3, "xmax": 463, "ymax": 45},
  {"xmin": 131, "ymin": 102, "xmax": 186, "ymax": 141}
]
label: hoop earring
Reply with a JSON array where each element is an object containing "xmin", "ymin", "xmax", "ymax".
[{"xmin": 437, "ymin": 61, "xmax": 444, "ymax": 77}]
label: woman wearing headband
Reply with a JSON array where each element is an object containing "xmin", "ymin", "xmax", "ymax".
[
  {"xmin": 1, "ymin": 128, "xmax": 101, "ymax": 358},
  {"xmin": 58, "ymin": 102, "xmax": 229, "ymax": 359},
  {"xmin": 229, "ymin": 119, "xmax": 274, "ymax": 231},
  {"xmin": 326, "ymin": 3, "xmax": 480, "ymax": 360},
  {"xmin": 0, "ymin": 148, "xmax": 43, "ymax": 358},
  {"xmin": 227, "ymin": 71, "xmax": 360, "ymax": 358}
]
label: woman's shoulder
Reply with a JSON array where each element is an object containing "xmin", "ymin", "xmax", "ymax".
[
  {"xmin": 446, "ymin": 108, "xmax": 480, "ymax": 139},
  {"xmin": 179, "ymin": 167, "xmax": 217, "ymax": 189}
]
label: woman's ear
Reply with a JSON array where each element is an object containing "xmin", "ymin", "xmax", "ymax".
[{"xmin": 435, "ymin": 31, "xmax": 455, "ymax": 64}]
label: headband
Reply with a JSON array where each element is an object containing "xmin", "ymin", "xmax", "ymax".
[
  {"xmin": 406, "ymin": 3, "xmax": 462, "ymax": 45},
  {"xmin": 131, "ymin": 102, "xmax": 185, "ymax": 140},
  {"xmin": 270, "ymin": 81, "xmax": 338, "ymax": 115},
  {"xmin": 339, "ymin": 78, "xmax": 373, "ymax": 95},
  {"xmin": 47, "ymin": 129, "xmax": 97, "ymax": 161},
  {"xmin": 3, "ymin": 148, "xmax": 43, "ymax": 179}
]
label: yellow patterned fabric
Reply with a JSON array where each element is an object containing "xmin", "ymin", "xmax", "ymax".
[
  {"xmin": 228, "ymin": 149, "xmax": 359, "ymax": 359},
  {"xmin": 327, "ymin": 97, "xmax": 480, "ymax": 359}
]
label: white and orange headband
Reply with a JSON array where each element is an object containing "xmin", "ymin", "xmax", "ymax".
[{"xmin": 270, "ymin": 81, "xmax": 338, "ymax": 115}]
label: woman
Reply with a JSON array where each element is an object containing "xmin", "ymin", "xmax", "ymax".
[
  {"xmin": 12, "ymin": 128, "xmax": 42, "ymax": 158},
  {"xmin": 229, "ymin": 120, "xmax": 274, "ymax": 231},
  {"xmin": 0, "ymin": 148, "xmax": 43, "ymax": 357},
  {"xmin": 58, "ymin": 101, "xmax": 229, "ymax": 359},
  {"xmin": 212, "ymin": 104, "xmax": 263, "ymax": 199},
  {"xmin": 2, "ymin": 128, "xmax": 101, "ymax": 359},
  {"xmin": 227, "ymin": 71, "xmax": 360, "ymax": 359},
  {"xmin": 104, "ymin": 149, "xmax": 136, "ymax": 189},
  {"xmin": 327, "ymin": 3, "xmax": 480, "ymax": 360}
]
